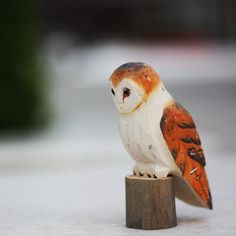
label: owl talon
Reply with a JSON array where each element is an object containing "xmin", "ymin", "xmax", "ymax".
[{"xmin": 133, "ymin": 163, "xmax": 170, "ymax": 178}]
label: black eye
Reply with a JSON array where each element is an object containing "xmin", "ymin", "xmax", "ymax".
[
  {"xmin": 123, "ymin": 87, "xmax": 130, "ymax": 99},
  {"xmin": 111, "ymin": 88, "xmax": 115, "ymax": 95}
]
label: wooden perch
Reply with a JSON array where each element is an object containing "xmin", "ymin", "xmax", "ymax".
[{"xmin": 125, "ymin": 175, "xmax": 177, "ymax": 230}]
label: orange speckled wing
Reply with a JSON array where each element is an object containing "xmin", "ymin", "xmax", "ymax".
[{"xmin": 160, "ymin": 102, "xmax": 212, "ymax": 209}]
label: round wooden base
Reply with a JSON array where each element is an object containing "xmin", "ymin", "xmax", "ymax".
[{"xmin": 125, "ymin": 175, "xmax": 177, "ymax": 230}]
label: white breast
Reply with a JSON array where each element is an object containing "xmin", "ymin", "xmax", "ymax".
[{"xmin": 119, "ymin": 84, "xmax": 181, "ymax": 177}]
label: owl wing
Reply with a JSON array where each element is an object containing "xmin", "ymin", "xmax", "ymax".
[{"xmin": 160, "ymin": 102, "xmax": 212, "ymax": 209}]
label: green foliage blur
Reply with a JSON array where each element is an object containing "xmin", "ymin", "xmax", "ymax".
[{"xmin": 0, "ymin": 2, "xmax": 46, "ymax": 131}]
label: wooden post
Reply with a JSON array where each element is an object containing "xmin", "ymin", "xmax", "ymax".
[{"xmin": 125, "ymin": 175, "xmax": 177, "ymax": 230}]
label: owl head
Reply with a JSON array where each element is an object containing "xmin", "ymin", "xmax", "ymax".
[{"xmin": 109, "ymin": 62, "xmax": 160, "ymax": 114}]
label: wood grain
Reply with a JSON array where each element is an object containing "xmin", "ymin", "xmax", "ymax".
[{"xmin": 125, "ymin": 175, "xmax": 177, "ymax": 230}]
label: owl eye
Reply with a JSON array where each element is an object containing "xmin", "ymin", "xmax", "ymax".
[
  {"xmin": 111, "ymin": 88, "xmax": 115, "ymax": 95},
  {"xmin": 123, "ymin": 87, "xmax": 130, "ymax": 99}
]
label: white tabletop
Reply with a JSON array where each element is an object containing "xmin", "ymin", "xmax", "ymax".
[{"xmin": 0, "ymin": 144, "xmax": 235, "ymax": 236}]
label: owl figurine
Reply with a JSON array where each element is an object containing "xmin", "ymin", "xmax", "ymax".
[{"xmin": 109, "ymin": 62, "xmax": 212, "ymax": 209}]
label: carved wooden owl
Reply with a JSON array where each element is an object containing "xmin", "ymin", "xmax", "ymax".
[{"xmin": 109, "ymin": 62, "xmax": 212, "ymax": 209}]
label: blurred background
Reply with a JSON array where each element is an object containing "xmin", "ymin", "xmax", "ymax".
[{"xmin": 0, "ymin": 1, "xmax": 236, "ymax": 235}]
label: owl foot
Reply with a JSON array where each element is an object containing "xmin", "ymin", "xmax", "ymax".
[
  {"xmin": 133, "ymin": 171, "xmax": 156, "ymax": 178},
  {"xmin": 133, "ymin": 162, "xmax": 170, "ymax": 178}
]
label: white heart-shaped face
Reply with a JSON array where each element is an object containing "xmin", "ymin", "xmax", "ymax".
[{"xmin": 110, "ymin": 78, "xmax": 145, "ymax": 114}]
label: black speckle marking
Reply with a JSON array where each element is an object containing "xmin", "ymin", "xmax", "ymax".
[
  {"xmin": 171, "ymin": 149, "xmax": 178, "ymax": 159},
  {"xmin": 149, "ymin": 144, "xmax": 153, "ymax": 150},
  {"xmin": 148, "ymin": 174, "xmax": 151, "ymax": 178},
  {"xmin": 111, "ymin": 88, "xmax": 115, "ymax": 95},
  {"xmin": 162, "ymin": 87, "xmax": 165, "ymax": 92},
  {"xmin": 139, "ymin": 172, "xmax": 144, "ymax": 176}
]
